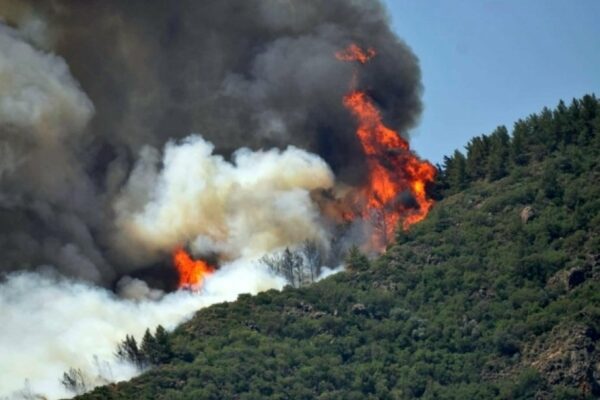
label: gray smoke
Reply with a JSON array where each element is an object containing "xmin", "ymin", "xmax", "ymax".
[
  {"xmin": 0, "ymin": 20, "xmax": 114, "ymax": 283},
  {"xmin": 0, "ymin": 0, "xmax": 422, "ymax": 283}
]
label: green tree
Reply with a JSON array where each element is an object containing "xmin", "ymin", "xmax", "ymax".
[
  {"xmin": 540, "ymin": 163, "xmax": 563, "ymax": 201},
  {"xmin": 465, "ymin": 135, "xmax": 489, "ymax": 180},
  {"xmin": 116, "ymin": 334, "xmax": 145, "ymax": 368},
  {"xmin": 445, "ymin": 150, "xmax": 468, "ymax": 192},
  {"xmin": 553, "ymin": 99, "xmax": 571, "ymax": 145},
  {"xmin": 486, "ymin": 125, "xmax": 510, "ymax": 180},
  {"xmin": 537, "ymin": 107, "xmax": 558, "ymax": 152},
  {"xmin": 153, "ymin": 325, "xmax": 174, "ymax": 364},
  {"xmin": 511, "ymin": 119, "xmax": 530, "ymax": 165},
  {"xmin": 140, "ymin": 329, "xmax": 159, "ymax": 365},
  {"xmin": 345, "ymin": 245, "xmax": 370, "ymax": 271},
  {"xmin": 578, "ymin": 94, "xmax": 598, "ymax": 144}
]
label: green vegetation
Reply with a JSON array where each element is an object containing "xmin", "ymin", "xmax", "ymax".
[
  {"xmin": 114, "ymin": 326, "xmax": 174, "ymax": 369},
  {"xmin": 78, "ymin": 94, "xmax": 599, "ymax": 399}
]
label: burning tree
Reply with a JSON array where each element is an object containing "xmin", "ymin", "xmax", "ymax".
[{"xmin": 336, "ymin": 44, "xmax": 436, "ymax": 249}]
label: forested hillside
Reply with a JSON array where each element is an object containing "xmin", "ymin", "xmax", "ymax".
[{"xmin": 78, "ymin": 94, "xmax": 600, "ymax": 399}]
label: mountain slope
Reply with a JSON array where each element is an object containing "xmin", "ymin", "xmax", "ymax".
[{"xmin": 78, "ymin": 94, "xmax": 600, "ymax": 400}]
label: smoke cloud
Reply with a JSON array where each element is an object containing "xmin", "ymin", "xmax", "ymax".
[
  {"xmin": 0, "ymin": 21, "xmax": 114, "ymax": 283},
  {"xmin": 0, "ymin": 1, "xmax": 423, "ymax": 398},
  {"xmin": 0, "ymin": 0, "xmax": 421, "ymax": 280},
  {"xmin": 113, "ymin": 135, "xmax": 334, "ymax": 268}
]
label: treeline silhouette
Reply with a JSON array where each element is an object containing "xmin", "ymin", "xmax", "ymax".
[{"xmin": 435, "ymin": 94, "xmax": 599, "ymax": 196}]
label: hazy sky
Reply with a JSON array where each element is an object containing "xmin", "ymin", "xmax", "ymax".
[{"xmin": 383, "ymin": 0, "xmax": 600, "ymax": 164}]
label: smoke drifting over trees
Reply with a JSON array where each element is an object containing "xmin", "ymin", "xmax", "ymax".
[{"xmin": 0, "ymin": 268, "xmax": 286, "ymax": 398}]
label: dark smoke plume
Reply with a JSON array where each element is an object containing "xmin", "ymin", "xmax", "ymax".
[{"xmin": 0, "ymin": 0, "xmax": 422, "ymax": 284}]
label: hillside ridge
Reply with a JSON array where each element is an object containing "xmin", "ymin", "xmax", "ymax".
[{"xmin": 77, "ymin": 94, "xmax": 600, "ymax": 400}]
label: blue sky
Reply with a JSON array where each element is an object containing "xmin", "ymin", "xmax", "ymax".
[{"xmin": 383, "ymin": 0, "xmax": 600, "ymax": 164}]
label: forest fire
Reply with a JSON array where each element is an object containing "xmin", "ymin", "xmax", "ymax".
[
  {"xmin": 337, "ymin": 44, "xmax": 436, "ymax": 248},
  {"xmin": 0, "ymin": 2, "xmax": 443, "ymax": 398},
  {"xmin": 172, "ymin": 248, "xmax": 215, "ymax": 290}
]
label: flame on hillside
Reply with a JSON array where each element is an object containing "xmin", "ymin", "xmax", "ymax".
[
  {"xmin": 172, "ymin": 247, "xmax": 215, "ymax": 290},
  {"xmin": 336, "ymin": 44, "xmax": 436, "ymax": 249},
  {"xmin": 166, "ymin": 44, "xmax": 435, "ymax": 283}
]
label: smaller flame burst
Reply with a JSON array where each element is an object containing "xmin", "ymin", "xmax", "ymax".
[
  {"xmin": 337, "ymin": 44, "xmax": 436, "ymax": 248},
  {"xmin": 172, "ymin": 247, "xmax": 215, "ymax": 290},
  {"xmin": 335, "ymin": 43, "xmax": 376, "ymax": 64}
]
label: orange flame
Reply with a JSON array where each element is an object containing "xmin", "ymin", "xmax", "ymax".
[
  {"xmin": 337, "ymin": 44, "xmax": 436, "ymax": 248},
  {"xmin": 172, "ymin": 247, "xmax": 215, "ymax": 290},
  {"xmin": 335, "ymin": 43, "xmax": 376, "ymax": 64}
]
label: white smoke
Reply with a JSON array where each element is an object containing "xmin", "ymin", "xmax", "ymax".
[
  {"xmin": 0, "ymin": 264, "xmax": 287, "ymax": 399},
  {"xmin": 113, "ymin": 134, "xmax": 335, "ymax": 267},
  {"xmin": 0, "ymin": 22, "xmax": 92, "ymax": 141},
  {"xmin": 316, "ymin": 265, "xmax": 345, "ymax": 281}
]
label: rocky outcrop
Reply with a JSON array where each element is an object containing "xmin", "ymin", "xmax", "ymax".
[
  {"xmin": 520, "ymin": 206, "xmax": 536, "ymax": 223},
  {"xmin": 547, "ymin": 254, "xmax": 600, "ymax": 292},
  {"xmin": 372, "ymin": 280, "xmax": 401, "ymax": 292},
  {"xmin": 284, "ymin": 301, "xmax": 329, "ymax": 319},
  {"xmin": 524, "ymin": 324, "xmax": 600, "ymax": 397},
  {"xmin": 351, "ymin": 303, "xmax": 367, "ymax": 315}
]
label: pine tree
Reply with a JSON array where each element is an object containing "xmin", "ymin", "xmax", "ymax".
[
  {"xmin": 116, "ymin": 334, "xmax": 145, "ymax": 368},
  {"xmin": 568, "ymin": 98, "xmax": 584, "ymax": 145},
  {"xmin": 537, "ymin": 107, "xmax": 558, "ymax": 152},
  {"xmin": 553, "ymin": 100, "xmax": 571, "ymax": 145},
  {"xmin": 140, "ymin": 329, "xmax": 159, "ymax": 365},
  {"xmin": 525, "ymin": 114, "xmax": 547, "ymax": 161},
  {"xmin": 446, "ymin": 150, "xmax": 468, "ymax": 193},
  {"xmin": 345, "ymin": 245, "xmax": 370, "ymax": 272},
  {"xmin": 511, "ymin": 119, "xmax": 529, "ymax": 165},
  {"xmin": 465, "ymin": 135, "xmax": 489, "ymax": 180},
  {"xmin": 486, "ymin": 126, "xmax": 510, "ymax": 181},
  {"xmin": 153, "ymin": 325, "xmax": 174, "ymax": 364},
  {"xmin": 431, "ymin": 163, "xmax": 448, "ymax": 200},
  {"xmin": 578, "ymin": 94, "xmax": 598, "ymax": 145}
]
